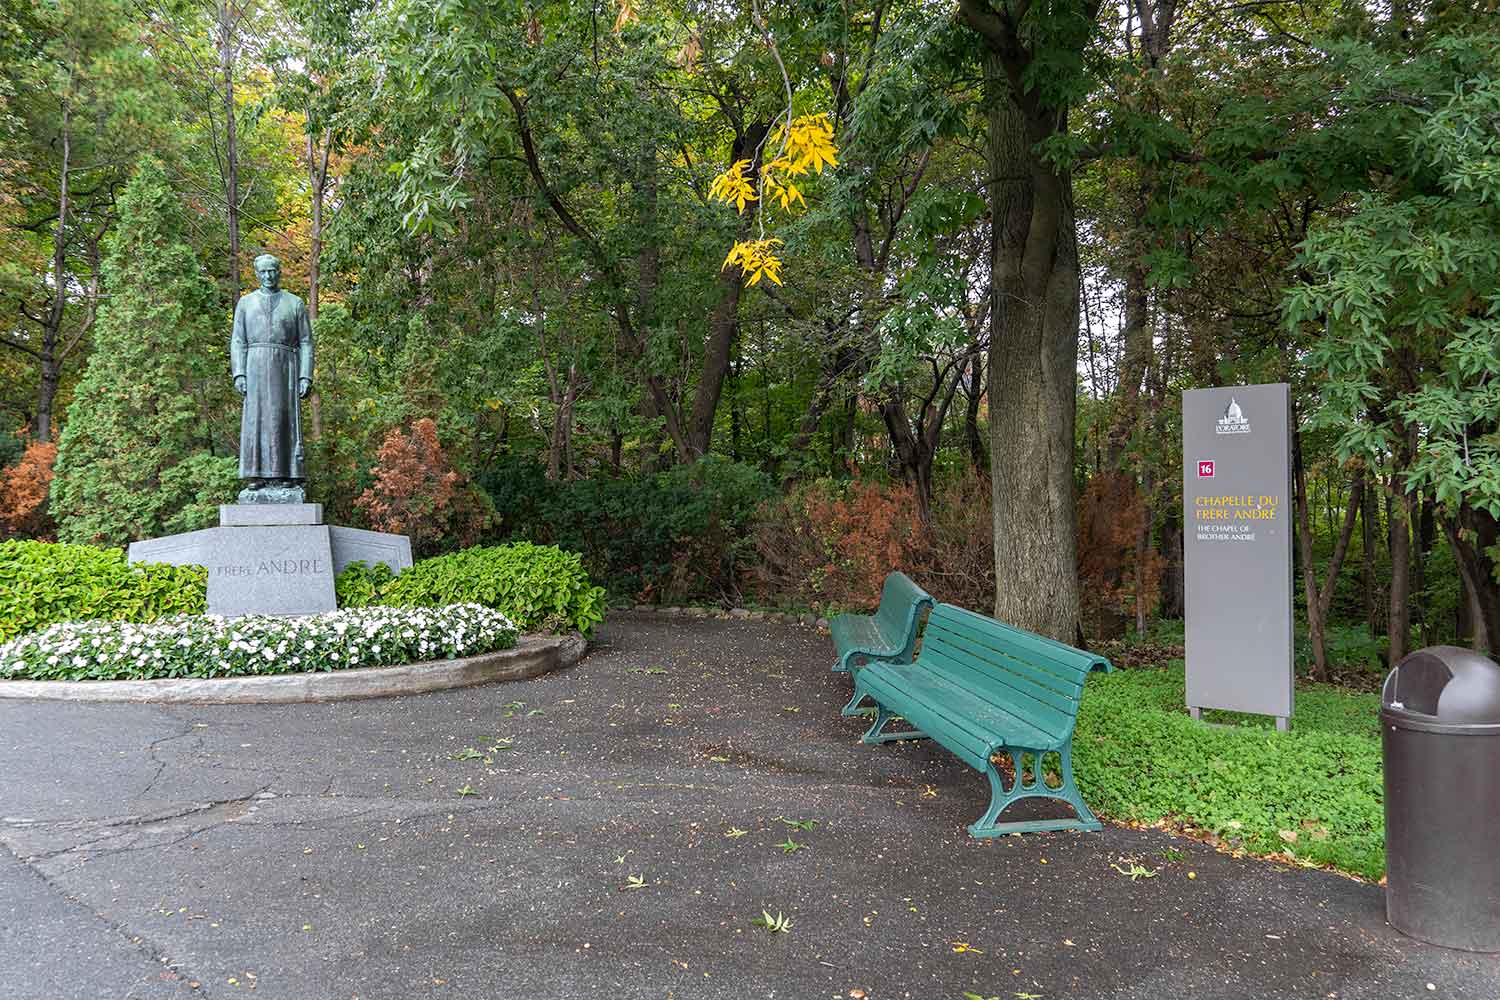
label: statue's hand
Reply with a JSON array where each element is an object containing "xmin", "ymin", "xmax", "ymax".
[
  {"xmin": 298, "ymin": 377, "xmax": 312, "ymax": 399},
  {"xmin": 234, "ymin": 375, "xmax": 246, "ymax": 396}
]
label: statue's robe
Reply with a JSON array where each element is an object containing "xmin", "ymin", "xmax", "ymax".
[{"xmin": 230, "ymin": 288, "xmax": 313, "ymax": 480}]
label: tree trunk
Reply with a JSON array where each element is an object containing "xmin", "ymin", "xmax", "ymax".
[
  {"xmin": 977, "ymin": 49, "xmax": 1083, "ymax": 641},
  {"xmin": 1134, "ymin": 472, "xmax": 1153, "ymax": 635},
  {"xmin": 965, "ymin": 353, "xmax": 987, "ymax": 472},
  {"xmin": 1360, "ymin": 466, "xmax": 1378, "ymax": 637},
  {"xmin": 730, "ymin": 349, "xmax": 742, "ymax": 462},
  {"xmin": 32, "ymin": 98, "xmax": 75, "ymax": 444},
  {"xmin": 1292, "ymin": 429, "xmax": 1329, "ymax": 680},
  {"xmin": 686, "ymin": 268, "xmax": 742, "ymax": 457},
  {"xmin": 1106, "ymin": 260, "xmax": 1149, "ymax": 469},
  {"xmin": 1387, "ymin": 478, "xmax": 1412, "ymax": 666},
  {"xmin": 879, "ymin": 357, "xmax": 966, "ymax": 534},
  {"xmin": 1416, "ymin": 493, "xmax": 1436, "ymax": 647},
  {"xmin": 837, "ymin": 393, "xmax": 857, "ymax": 478},
  {"xmin": 1162, "ymin": 510, "xmax": 1184, "ymax": 618},
  {"xmin": 35, "ymin": 359, "xmax": 61, "ymax": 445},
  {"xmin": 219, "ymin": 0, "xmax": 241, "ymax": 303},
  {"xmin": 305, "ymin": 129, "xmax": 330, "ymax": 441},
  {"xmin": 1294, "ymin": 436, "xmax": 1364, "ymax": 679},
  {"xmin": 685, "ymin": 123, "xmax": 769, "ymax": 459},
  {"xmin": 1444, "ymin": 504, "xmax": 1500, "ymax": 654}
]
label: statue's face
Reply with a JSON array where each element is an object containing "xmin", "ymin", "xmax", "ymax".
[{"xmin": 256, "ymin": 263, "xmax": 280, "ymax": 291}]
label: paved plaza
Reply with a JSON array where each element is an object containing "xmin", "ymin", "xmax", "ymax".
[{"xmin": 2, "ymin": 614, "xmax": 1496, "ymax": 999}]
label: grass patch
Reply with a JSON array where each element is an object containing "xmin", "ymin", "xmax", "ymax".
[{"xmin": 1073, "ymin": 666, "xmax": 1384, "ymax": 879}]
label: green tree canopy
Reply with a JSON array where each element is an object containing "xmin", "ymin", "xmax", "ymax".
[{"xmin": 50, "ymin": 157, "xmax": 235, "ymax": 545}]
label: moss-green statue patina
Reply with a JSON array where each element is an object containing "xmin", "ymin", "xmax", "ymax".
[{"xmin": 231, "ymin": 254, "xmax": 312, "ymax": 504}]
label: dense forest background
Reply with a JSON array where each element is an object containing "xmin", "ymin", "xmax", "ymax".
[{"xmin": 2, "ymin": 0, "xmax": 1498, "ymax": 682}]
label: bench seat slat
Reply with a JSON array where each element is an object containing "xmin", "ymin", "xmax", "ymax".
[
  {"xmin": 911, "ymin": 644, "xmax": 1077, "ymax": 740},
  {"xmin": 861, "ymin": 661, "xmax": 1057, "ymax": 756}
]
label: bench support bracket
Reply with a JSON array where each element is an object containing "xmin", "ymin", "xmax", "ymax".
[{"xmin": 861, "ymin": 707, "xmax": 929, "ymax": 744}]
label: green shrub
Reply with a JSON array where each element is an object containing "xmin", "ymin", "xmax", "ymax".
[
  {"xmin": 0, "ymin": 540, "xmax": 206, "ymax": 643},
  {"xmin": 335, "ymin": 559, "xmax": 395, "ymax": 608},
  {"xmin": 1074, "ymin": 666, "xmax": 1384, "ymax": 878},
  {"xmin": 0, "ymin": 604, "xmax": 516, "ymax": 681},
  {"xmin": 338, "ymin": 542, "xmax": 606, "ymax": 635},
  {"xmin": 478, "ymin": 456, "xmax": 774, "ymax": 602}
]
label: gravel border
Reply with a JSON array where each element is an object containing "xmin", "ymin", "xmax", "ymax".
[{"xmin": 0, "ymin": 632, "xmax": 588, "ymax": 704}]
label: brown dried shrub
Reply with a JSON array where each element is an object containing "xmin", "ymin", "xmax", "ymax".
[{"xmin": 0, "ymin": 441, "xmax": 58, "ymax": 541}]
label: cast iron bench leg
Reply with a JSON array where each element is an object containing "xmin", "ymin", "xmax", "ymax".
[{"xmin": 966, "ymin": 742, "xmax": 1103, "ymax": 838}]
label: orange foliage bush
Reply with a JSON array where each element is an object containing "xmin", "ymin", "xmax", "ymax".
[
  {"xmin": 752, "ymin": 474, "xmax": 996, "ymax": 613},
  {"xmin": 0, "ymin": 441, "xmax": 58, "ymax": 541},
  {"xmin": 753, "ymin": 480, "xmax": 917, "ymax": 611},
  {"xmin": 355, "ymin": 419, "xmax": 489, "ymax": 556},
  {"xmin": 1077, "ymin": 471, "xmax": 1162, "ymax": 637}
]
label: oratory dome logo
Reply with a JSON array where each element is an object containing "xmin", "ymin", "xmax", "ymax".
[{"xmin": 1216, "ymin": 396, "xmax": 1251, "ymax": 435}]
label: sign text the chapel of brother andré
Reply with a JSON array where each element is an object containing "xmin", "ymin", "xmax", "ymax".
[{"xmin": 1181, "ymin": 383, "xmax": 1293, "ymax": 729}]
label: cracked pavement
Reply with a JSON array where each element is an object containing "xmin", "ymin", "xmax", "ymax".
[{"xmin": 1, "ymin": 613, "xmax": 1497, "ymax": 1000}]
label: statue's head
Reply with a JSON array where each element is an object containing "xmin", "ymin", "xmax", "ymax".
[{"xmin": 253, "ymin": 254, "xmax": 281, "ymax": 292}]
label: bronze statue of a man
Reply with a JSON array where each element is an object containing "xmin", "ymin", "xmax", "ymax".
[{"xmin": 231, "ymin": 253, "xmax": 313, "ymax": 503}]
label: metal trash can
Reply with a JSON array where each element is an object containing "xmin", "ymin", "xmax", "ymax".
[{"xmin": 1382, "ymin": 645, "xmax": 1500, "ymax": 952}]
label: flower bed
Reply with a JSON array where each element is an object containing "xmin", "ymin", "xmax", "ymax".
[{"xmin": 0, "ymin": 604, "xmax": 517, "ymax": 682}]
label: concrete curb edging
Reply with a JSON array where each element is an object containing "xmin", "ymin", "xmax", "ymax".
[{"xmin": 0, "ymin": 632, "xmax": 589, "ymax": 705}]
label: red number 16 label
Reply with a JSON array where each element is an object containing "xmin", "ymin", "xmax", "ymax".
[{"xmin": 1198, "ymin": 460, "xmax": 1215, "ymax": 478}]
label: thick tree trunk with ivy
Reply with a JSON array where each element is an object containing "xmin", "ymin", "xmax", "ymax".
[{"xmin": 965, "ymin": 31, "xmax": 1085, "ymax": 642}]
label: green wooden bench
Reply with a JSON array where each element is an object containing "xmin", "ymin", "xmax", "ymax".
[
  {"xmin": 847, "ymin": 602, "xmax": 1113, "ymax": 838},
  {"xmin": 829, "ymin": 572, "xmax": 933, "ymax": 712}
]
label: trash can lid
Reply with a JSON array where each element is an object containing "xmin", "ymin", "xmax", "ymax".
[{"xmin": 1383, "ymin": 645, "xmax": 1500, "ymax": 727}]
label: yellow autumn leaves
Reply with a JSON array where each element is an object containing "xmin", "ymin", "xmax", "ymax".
[
  {"xmin": 722, "ymin": 239, "xmax": 785, "ymax": 287},
  {"xmin": 709, "ymin": 113, "xmax": 839, "ymax": 286}
]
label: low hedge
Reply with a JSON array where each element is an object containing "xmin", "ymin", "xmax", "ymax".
[
  {"xmin": 0, "ymin": 604, "xmax": 517, "ymax": 681},
  {"xmin": 337, "ymin": 542, "xmax": 606, "ymax": 635},
  {"xmin": 1074, "ymin": 666, "xmax": 1384, "ymax": 879},
  {"xmin": 1, "ymin": 539, "xmax": 604, "ymax": 643},
  {"xmin": 0, "ymin": 540, "xmax": 205, "ymax": 643}
]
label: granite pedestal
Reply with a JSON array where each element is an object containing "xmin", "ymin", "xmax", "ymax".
[{"xmin": 128, "ymin": 504, "xmax": 412, "ymax": 618}]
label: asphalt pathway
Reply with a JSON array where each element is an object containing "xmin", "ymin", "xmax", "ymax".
[{"xmin": 1, "ymin": 613, "xmax": 1496, "ymax": 1000}]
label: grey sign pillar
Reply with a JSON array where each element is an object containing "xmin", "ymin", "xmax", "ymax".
[{"xmin": 1181, "ymin": 383, "xmax": 1293, "ymax": 730}]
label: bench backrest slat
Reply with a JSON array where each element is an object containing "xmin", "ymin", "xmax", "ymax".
[
  {"xmin": 919, "ymin": 623, "xmax": 1083, "ymax": 708},
  {"xmin": 916, "ymin": 604, "xmax": 1092, "ymax": 744},
  {"xmin": 872, "ymin": 571, "xmax": 933, "ymax": 635},
  {"xmin": 938, "ymin": 603, "xmax": 1109, "ymax": 677}
]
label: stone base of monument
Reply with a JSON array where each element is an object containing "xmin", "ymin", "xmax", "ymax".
[{"xmin": 128, "ymin": 504, "xmax": 413, "ymax": 617}]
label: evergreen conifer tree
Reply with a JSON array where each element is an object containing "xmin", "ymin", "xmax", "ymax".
[{"xmin": 51, "ymin": 157, "xmax": 235, "ymax": 545}]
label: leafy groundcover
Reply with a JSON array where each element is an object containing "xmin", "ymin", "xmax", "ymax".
[
  {"xmin": 0, "ymin": 604, "xmax": 517, "ymax": 682},
  {"xmin": 1074, "ymin": 666, "xmax": 1384, "ymax": 879}
]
